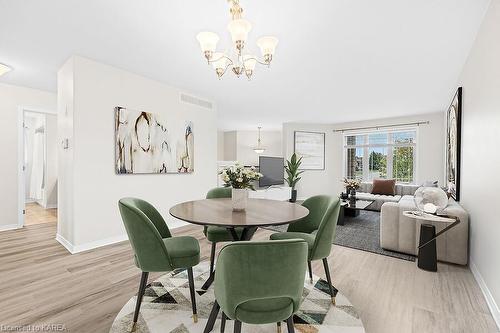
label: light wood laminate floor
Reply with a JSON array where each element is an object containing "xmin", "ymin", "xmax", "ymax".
[
  {"xmin": 0, "ymin": 223, "xmax": 497, "ymax": 333},
  {"xmin": 24, "ymin": 202, "xmax": 57, "ymax": 225}
]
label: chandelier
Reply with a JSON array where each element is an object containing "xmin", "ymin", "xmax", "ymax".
[
  {"xmin": 253, "ymin": 127, "xmax": 266, "ymax": 154},
  {"xmin": 196, "ymin": 0, "xmax": 279, "ymax": 80}
]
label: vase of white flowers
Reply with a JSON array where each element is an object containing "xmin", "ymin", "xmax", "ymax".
[{"xmin": 220, "ymin": 164, "xmax": 263, "ymax": 212}]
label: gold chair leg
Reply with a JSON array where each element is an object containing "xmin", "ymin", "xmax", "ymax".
[
  {"xmin": 332, "ymin": 296, "xmax": 336, "ymax": 306},
  {"xmin": 131, "ymin": 322, "xmax": 137, "ymax": 332},
  {"xmin": 193, "ymin": 314, "xmax": 198, "ymax": 323},
  {"xmin": 277, "ymin": 321, "xmax": 282, "ymax": 333}
]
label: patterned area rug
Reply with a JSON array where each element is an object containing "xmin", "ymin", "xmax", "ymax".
[
  {"xmin": 110, "ymin": 262, "xmax": 365, "ymax": 333},
  {"xmin": 266, "ymin": 210, "xmax": 415, "ymax": 262}
]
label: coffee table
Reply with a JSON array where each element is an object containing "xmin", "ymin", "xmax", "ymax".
[{"xmin": 337, "ymin": 199, "xmax": 374, "ymax": 225}]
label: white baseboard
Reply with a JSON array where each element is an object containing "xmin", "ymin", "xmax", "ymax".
[
  {"xmin": 54, "ymin": 222, "xmax": 189, "ymax": 255},
  {"xmin": 470, "ymin": 260, "xmax": 500, "ymax": 329},
  {"xmin": 0, "ymin": 224, "xmax": 21, "ymax": 232},
  {"xmin": 56, "ymin": 233, "xmax": 129, "ymax": 254},
  {"xmin": 45, "ymin": 204, "xmax": 57, "ymax": 209},
  {"xmin": 55, "ymin": 233, "xmax": 75, "ymax": 253}
]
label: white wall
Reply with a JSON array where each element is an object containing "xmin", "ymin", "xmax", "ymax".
[
  {"xmin": 457, "ymin": 0, "xmax": 500, "ymax": 326},
  {"xmin": 217, "ymin": 130, "xmax": 225, "ymax": 160},
  {"xmin": 223, "ymin": 131, "xmax": 237, "ymax": 161},
  {"xmin": 0, "ymin": 83, "xmax": 56, "ymax": 231},
  {"xmin": 57, "ymin": 56, "xmax": 217, "ymax": 252},
  {"xmin": 283, "ymin": 123, "xmax": 337, "ymax": 199},
  {"xmin": 221, "ymin": 130, "xmax": 282, "ymax": 165},
  {"xmin": 236, "ymin": 130, "xmax": 282, "ymax": 166},
  {"xmin": 283, "ymin": 112, "xmax": 444, "ymax": 199}
]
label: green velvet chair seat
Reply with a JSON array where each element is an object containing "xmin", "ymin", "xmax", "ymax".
[
  {"xmin": 163, "ymin": 236, "xmax": 200, "ymax": 269},
  {"xmin": 205, "ymin": 226, "xmax": 244, "ymax": 242},
  {"xmin": 236, "ymin": 297, "xmax": 294, "ymax": 324},
  {"xmin": 269, "ymin": 232, "xmax": 315, "ymax": 257}
]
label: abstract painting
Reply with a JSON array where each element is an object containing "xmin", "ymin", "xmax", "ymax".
[
  {"xmin": 114, "ymin": 107, "xmax": 194, "ymax": 174},
  {"xmin": 294, "ymin": 131, "xmax": 325, "ymax": 170},
  {"xmin": 445, "ymin": 87, "xmax": 462, "ymax": 201}
]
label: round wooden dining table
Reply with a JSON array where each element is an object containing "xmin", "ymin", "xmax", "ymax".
[{"xmin": 169, "ymin": 198, "xmax": 309, "ymax": 289}]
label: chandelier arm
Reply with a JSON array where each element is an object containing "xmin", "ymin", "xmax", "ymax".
[
  {"xmin": 220, "ymin": 61, "xmax": 233, "ymax": 77},
  {"xmin": 208, "ymin": 54, "xmax": 234, "ymax": 65},
  {"xmin": 243, "ymin": 56, "xmax": 270, "ymax": 66}
]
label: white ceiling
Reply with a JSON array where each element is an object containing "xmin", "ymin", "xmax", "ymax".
[{"xmin": 0, "ymin": 0, "xmax": 490, "ymax": 130}]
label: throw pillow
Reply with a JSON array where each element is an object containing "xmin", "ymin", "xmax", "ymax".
[{"xmin": 371, "ymin": 179, "xmax": 396, "ymax": 195}]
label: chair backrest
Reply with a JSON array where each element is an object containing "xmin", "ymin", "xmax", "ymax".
[
  {"xmin": 204, "ymin": 187, "xmax": 232, "ymax": 234},
  {"xmin": 310, "ymin": 197, "xmax": 341, "ymax": 260},
  {"xmin": 287, "ymin": 195, "xmax": 333, "ymax": 234},
  {"xmin": 206, "ymin": 187, "xmax": 232, "ymax": 199},
  {"xmin": 118, "ymin": 198, "xmax": 173, "ymax": 272},
  {"xmin": 214, "ymin": 239, "xmax": 308, "ymax": 321}
]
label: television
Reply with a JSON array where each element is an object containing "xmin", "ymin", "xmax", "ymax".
[{"xmin": 259, "ymin": 156, "xmax": 285, "ymax": 187}]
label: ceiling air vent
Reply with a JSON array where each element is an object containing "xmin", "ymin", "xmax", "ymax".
[{"xmin": 180, "ymin": 93, "xmax": 213, "ymax": 110}]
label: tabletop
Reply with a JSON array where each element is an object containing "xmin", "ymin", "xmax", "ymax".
[
  {"xmin": 169, "ymin": 198, "xmax": 309, "ymax": 228},
  {"xmin": 403, "ymin": 211, "xmax": 458, "ymax": 224},
  {"xmin": 341, "ymin": 199, "xmax": 374, "ymax": 210}
]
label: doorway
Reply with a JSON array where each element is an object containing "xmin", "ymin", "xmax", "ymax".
[{"xmin": 18, "ymin": 108, "xmax": 58, "ymax": 227}]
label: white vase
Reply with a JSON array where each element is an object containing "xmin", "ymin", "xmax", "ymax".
[{"xmin": 231, "ymin": 188, "xmax": 248, "ymax": 212}]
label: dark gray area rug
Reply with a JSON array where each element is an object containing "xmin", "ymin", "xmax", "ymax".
[{"xmin": 266, "ymin": 210, "xmax": 415, "ymax": 262}]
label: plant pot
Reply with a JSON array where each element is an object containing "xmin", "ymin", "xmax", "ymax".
[
  {"xmin": 289, "ymin": 189, "xmax": 297, "ymax": 203},
  {"xmin": 232, "ymin": 188, "xmax": 248, "ymax": 212}
]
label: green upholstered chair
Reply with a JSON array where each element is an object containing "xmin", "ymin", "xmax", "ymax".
[
  {"xmin": 118, "ymin": 198, "xmax": 200, "ymax": 331},
  {"xmin": 270, "ymin": 195, "xmax": 341, "ymax": 305},
  {"xmin": 204, "ymin": 187, "xmax": 244, "ymax": 279},
  {"xmin": 205, "ymin": 239, "xmax": 308, "ymax": 333}
]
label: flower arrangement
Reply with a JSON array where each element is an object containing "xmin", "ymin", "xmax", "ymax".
[
  {"xmin": 343, "ymin": 178, "xmax": 361, "ymax": 191},
  {"xmin": 220, "ymin": 164, "xmax": 263, "ymax": 190}
]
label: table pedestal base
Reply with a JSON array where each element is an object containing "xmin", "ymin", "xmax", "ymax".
[{"xmin": 417, "ymin": 224, "xmax": 437, "ymax": 272}]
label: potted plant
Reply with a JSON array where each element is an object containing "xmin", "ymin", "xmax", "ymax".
[
  {"xmin": 220, "ymin": 164, "xmax": 262, "ymax": 211},
  {"xmin": 285, "ymin": 153, "xmax": 304, "ymax": 203}
]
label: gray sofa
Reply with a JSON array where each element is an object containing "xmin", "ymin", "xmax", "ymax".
[
  {"xmin": 380, "ymin": 195, "xmax": 469, "ymax": 265},
  {"xmin": 355, "ymin": 182, "xmax": 421, "ymax": 211}
]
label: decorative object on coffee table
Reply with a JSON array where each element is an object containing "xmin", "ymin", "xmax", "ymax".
[
  {"xmin": 220, "ymin": 164, "xmax": 262, "ymax": 211},
  {"xmin": 337, "ymin": 199, "xmax": 375, "ymax": 225},
  {"xmin": 403, "ymin": 211, "xmax": 460, "ymax": 272},
  {"xmin": 343, "ymin": 178, "xmax": 360, "ymax": 199},
  {"xmin": 285, "ymin": 153, "xmax": 304, "ymax": 203},
  {"xmin": 445, "ymin": 87, "xmax": 462, "ymax": 201}
]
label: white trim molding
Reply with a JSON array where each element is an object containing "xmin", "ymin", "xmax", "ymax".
[
  {"xmin": 0, "ymin": 224, "xmax": 21, "ymax": 232},
  {"xmin": 55, "ymin": 233, "xmax": 74, "ymax": 253},
  {"xmin": 55, "ymin": 223, "xmax": 186, "ymax": 254},
  {"xmin": 470, "ymin": 260, "xmax": 500, "ymax": 329},
  {"xmin": 56, "ymin": 233, "xmax": 128, "ymax": 254}
]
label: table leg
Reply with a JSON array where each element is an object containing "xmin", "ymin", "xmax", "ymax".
[
  {"xmin": 344, "ymin": 208, "xmax": 359, "ymax": 217},
  {"xmin": 201, "ymin": 227, "xmax": 258, "ymax": 290},
  {"xmin": 337, "ymin": 206, "xmax": 345, "ymax": 225},
  {"xmin": 417, "ymin": 224, "xmax": 437, "ymax": 272}
]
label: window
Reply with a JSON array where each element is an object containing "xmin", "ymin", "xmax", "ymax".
[{"xmin": 344, "ymin": 128, "xmax": 417, "ymax": 183}]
